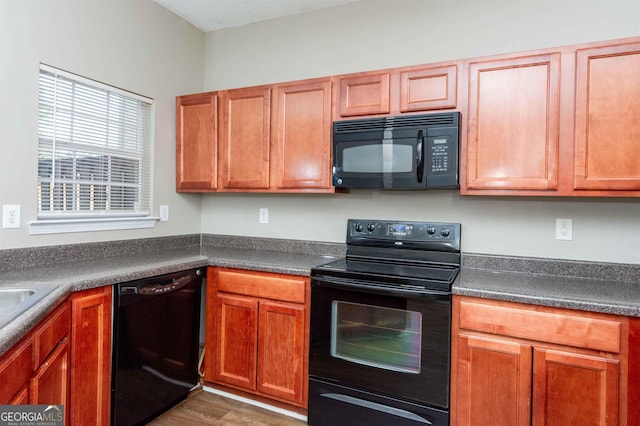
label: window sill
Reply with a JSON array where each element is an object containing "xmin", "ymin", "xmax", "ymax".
[{"xmin": 29, "ymin": 216, "xmax": 160, "ymax": 235}]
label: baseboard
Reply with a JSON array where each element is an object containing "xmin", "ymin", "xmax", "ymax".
[{"xmin": 202, "ymin": 385, "xmax": 308, "ymax": 422}]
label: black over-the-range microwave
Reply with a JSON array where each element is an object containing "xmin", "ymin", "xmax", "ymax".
[{"xmin": 332, "ymin": 111, "xmax": 460, "ymax": 190}]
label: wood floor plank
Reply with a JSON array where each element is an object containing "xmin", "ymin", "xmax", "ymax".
[{"xmin": 148, "ymin": 389, "xmax": 307, "ymax": 425}]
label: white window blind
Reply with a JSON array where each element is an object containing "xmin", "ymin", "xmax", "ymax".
[{"xmin": 37, "ymin": 64, "xmax": 153, "ymax": 220}]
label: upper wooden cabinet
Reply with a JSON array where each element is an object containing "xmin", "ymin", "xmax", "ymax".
[
  {"xmin": 273, "ymin": 79, "xmax": 332, "ymax": 190},
  {"xmin": 219, "ymin": 86, "xmax": 272, "ymax": 190},
  {"xmin": 574, "ymin": 41, "xmax": 640, "ymax": 191},
  {"xmin": 400, "ymin": 64, "xmax": 458, "ymax": 112},
  {"xmin": 338, "ymin": 72, "xmax": 391, "ymax": 117},
  {"xmin": 335, "ymin": 62, "xmax": 459, "ymax": 120},
  {"xmin": 176, "ymin": 92, "xmax": 218, "ymax": 191},
  {"xmin": 462, "ymin": 36, "xmax": 640, "ymax": 196},
  {"xmin": 179, "ymin": 78, "xmax": 334, "ymax": 193},
  {"xmin": 464, "ymin": 52, "xmax": 561, "ymax": 191}
]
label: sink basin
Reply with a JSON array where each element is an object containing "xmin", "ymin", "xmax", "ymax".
[
  {"xmin": 0, "ymin": 285, "xmax": 58, "ymax": 330},
  {"xmin": 0, "ymin": 289, "xmax": 36, "ymax": 310}
]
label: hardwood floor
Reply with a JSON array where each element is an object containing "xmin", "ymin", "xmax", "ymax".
[{"xmin": 148, "ymin": 389, "xmax": 307, "ymax": 425}]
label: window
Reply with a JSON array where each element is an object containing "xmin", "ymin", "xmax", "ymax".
[{"xmin": 33, "ymin": 64, "xmax": 155, "ymax": 234}]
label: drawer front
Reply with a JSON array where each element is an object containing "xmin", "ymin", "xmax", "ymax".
[
  {"xmin": 458, "ymin": 299, "xmax": 621, "ymax": 353},
  {"xmin": 34, "ymin": 302, "xmax": 71, "ymax": 366},
  {"xmin": 217, "ymin": 269, "xmax": 306, "ymax": 303}
]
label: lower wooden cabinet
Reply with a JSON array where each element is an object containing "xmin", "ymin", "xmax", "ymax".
[
  {"xmin": 30, "ymin": 338, "xmax": 70, "ymax": 418},
  {"xmin": 205, "ymin": 267, "xmax": 309, "ymax": 408},
  {"xmin": 451, "ymin": 296, "xmax": 634, "ymax": 426},
  {"xmin": 0, "ymin": 336, "xmax": 34, "ymax": 404},
  {"xmin": 69, "ymin": 286, "xmax": 112, "ymax": 426},
  {"xmin": 0, "ymin": 299, "xmax": 71, "ymax": 422}
]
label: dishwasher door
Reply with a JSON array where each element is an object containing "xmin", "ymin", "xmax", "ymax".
[{"xmin": 111, "ymin": 268, "xmax": 203, "ymax": 426}]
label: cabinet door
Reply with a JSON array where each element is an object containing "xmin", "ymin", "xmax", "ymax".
[
  {"xmin": 219, "ymin": 87, "xmax": 271, "ymax": 189},
  {"xmin": 400, "ymin": 64, "xmax": 457, "ymax": 112},
  {"xmin": 30, "ymin": 338, "xmax": 69, "ymax": 421},
  {"xmin": 465, "ymin": 53, "xmax": 561, "ymax": 191},
  {"xmin": 337, "ymin": 72, "xmax": 391, "ymax": 117},
  {"xmin": 70, "ymin": 287, "xmax": 112, "ymax": 426},
  {"xmin": 0, "ymin": 337, "xmax": 33, "ymax": 404},
  {"xmin": 215, "ymin": 293, "xmax": 258, "ymax": 390},
  {"xmin": 176, "ymin": 92, "xmax": 218, "ymax": 191},
  {"xmin": 532, "ymin": 348, "xmax": 619, "ymax": 426},
  {"xmin": 574, "ymin": 41, "xmax": 640, "ymax": 190},
  {"xmin": 274, "ymin": 79, "xmax": 332, "ymax": 190},
  {"xmin": 456, "ymin": 334, "xmax": 532, "ymax": 426},
  {"xmin": 257, "ymin": 300, "xmax": 305, "ymax": 405}
]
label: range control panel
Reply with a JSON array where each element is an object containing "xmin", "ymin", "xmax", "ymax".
[{"xmin": 347, "ymin": 219, "xmax": 461, "ymax": 251}]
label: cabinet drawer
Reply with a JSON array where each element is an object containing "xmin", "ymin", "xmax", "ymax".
[
  {"xmin": 458, "ymin": 299, "xmax": 621, "ymax": 353},
  {"xmin": 33, "ymin": 302, "xmax": 71, "ymax": 366},
  {"xmin": 217, "ymin": 269, "xmax": 306, "ymax": 303}
]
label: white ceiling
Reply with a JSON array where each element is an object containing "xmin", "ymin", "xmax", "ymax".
[{"xmin": 153, "ymin": 0, "xmax": 359, "ymax": 32}]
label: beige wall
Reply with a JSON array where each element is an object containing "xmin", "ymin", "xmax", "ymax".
[
  {"xmin": 201, "ymin": 0, "xmax": 640, "ymax": 264},
  {"xmin": 1, "ymin": 0, "xmax": 638, "ymax": 264},
  {"xmin": 0, "ymin": 0, "xmax": 205, "ymax": 249}
]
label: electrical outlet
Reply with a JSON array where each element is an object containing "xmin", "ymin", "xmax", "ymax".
[
  {"xmin": 2, "ymin": 204, "xmax": 21, "ymax": 229},
  {"xmin": 555, "ymin": 218, "xmax": 572, "ymax": 240},
  {"xmin": 259, "ymin": 208, "xmax": 269, "ymax": 224},
  {"xmin": 160, "ymin": 205, "xmax": 169, "ymax": 222}
]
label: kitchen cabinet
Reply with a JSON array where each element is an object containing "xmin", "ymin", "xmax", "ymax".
[
  {"xmin": 204, "ymin": 267, "xmax": 309, "ymax": 408},
  {"xmin": 30, "ymin": 301, "xmax": 71, "ymax": 420},
  {"xmin": 0, "ymin": 300, "xmax": 70, "ymax": 415},
  {"xmin": 451, "ymin": 295, "xmax": 635, "ymax": 426},
  {"xmin": 573, "ymin": 40, "xmax": 640, "ymax": 191},
  {"xmin": 176, "ymin": 92, "xmax": 218, "ymax": 191},
  {"xmin": 273, "ymin": 79, "xmax": 332, "ymax": 190},
  {"xmin": 69, "ymin": 286, "xmax": 112, "ymax": 426},
  {"xmin": 219, "ymin": 86, "xmax": 272, "ymax": 190},
  {"xmin": 0, "ymin": 336, "xmax": 33, "ymax": 404},
  {"xmin": 461, "ymin": 36, "xmax": 640, "ymax": 196},
  {"xmin": 217, "ymin": 78, "xmax": 334, "ymax": 193},
  {"xmin": 463, "ymin": 52, "xmax": 561, "ymax": 191},
  {"xmin": 30, "ymin": 339, "xmax": 70, "ymax": 416},
  {"xmin": 337, "ymin": 72, "xmax": 391, "ymax": 117},
  {"xmin": 335, "ymin": 62, "xmax": 458, "ymax": 119}
]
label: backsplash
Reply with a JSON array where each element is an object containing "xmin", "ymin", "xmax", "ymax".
[{"xmin": 463, "ymin": 253, "xmax": 640, "ymax": 284}]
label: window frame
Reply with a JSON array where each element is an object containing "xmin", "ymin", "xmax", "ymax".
[{"xmin": 30, "ymin": 64, "xmax": 158, "ymax": 235}]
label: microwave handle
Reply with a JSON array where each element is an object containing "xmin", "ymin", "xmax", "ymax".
[{"xmin": 416, "ymin": 130, "xmax": 425, "ymax": 183}]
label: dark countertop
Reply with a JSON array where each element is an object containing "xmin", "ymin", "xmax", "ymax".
[
  {"xmin": 0, "ymin": 237, "xmax": 638, "ymax": 357},
  {"xmin": 0, "ymin": 239, "xmax": 341, "ymax": 356},
  {"xmin": 454, "ymin": 267, "xmax": 640, "ymax": 317}
]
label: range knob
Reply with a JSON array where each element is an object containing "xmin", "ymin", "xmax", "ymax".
[
  {"xmin": 441, "ymin": 228, "xmax": 450, "ymax": 237},
  {"xmin": 367, "ymin": 223, "xmax": 376, "ymax": 232},
  {"xmin": 426, "ymin": 226, "xmax": 436, "ymax": 235},
  {"xmin": 354, "ymin": 223, "xmax": 364, "ymax": 232}
]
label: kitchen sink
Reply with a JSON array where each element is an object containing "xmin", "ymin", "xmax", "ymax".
[{"xmin": 0, "ymin": 285, "xmax": 58, "ymax": 330}]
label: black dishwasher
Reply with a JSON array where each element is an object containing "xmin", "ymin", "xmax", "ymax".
[{"xmin": 111, "ymin": 268, "xmax": 203, "ymax": 425}]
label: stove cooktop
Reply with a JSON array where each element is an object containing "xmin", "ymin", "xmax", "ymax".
[{"xmin": 311, "ymin": 219, "xmax": 461, "ymax": 293}]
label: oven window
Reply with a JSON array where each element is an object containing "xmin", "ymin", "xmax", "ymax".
[
  {"xmin": 342, "ymin": 144, "xmax": 413, "ymax": 173},
  {"xmin": 330, "ymin": 301, "xmax": 422, "ymax": 374}
]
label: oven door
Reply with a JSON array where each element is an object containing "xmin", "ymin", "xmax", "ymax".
[{"xmin": 309, "ymin": 275, "xmax": 451, "ymax": 409}]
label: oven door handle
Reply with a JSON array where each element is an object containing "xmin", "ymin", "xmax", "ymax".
[{"xmin": 312, "ymin": 276, "xmax": 450, "ymax": 300}]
